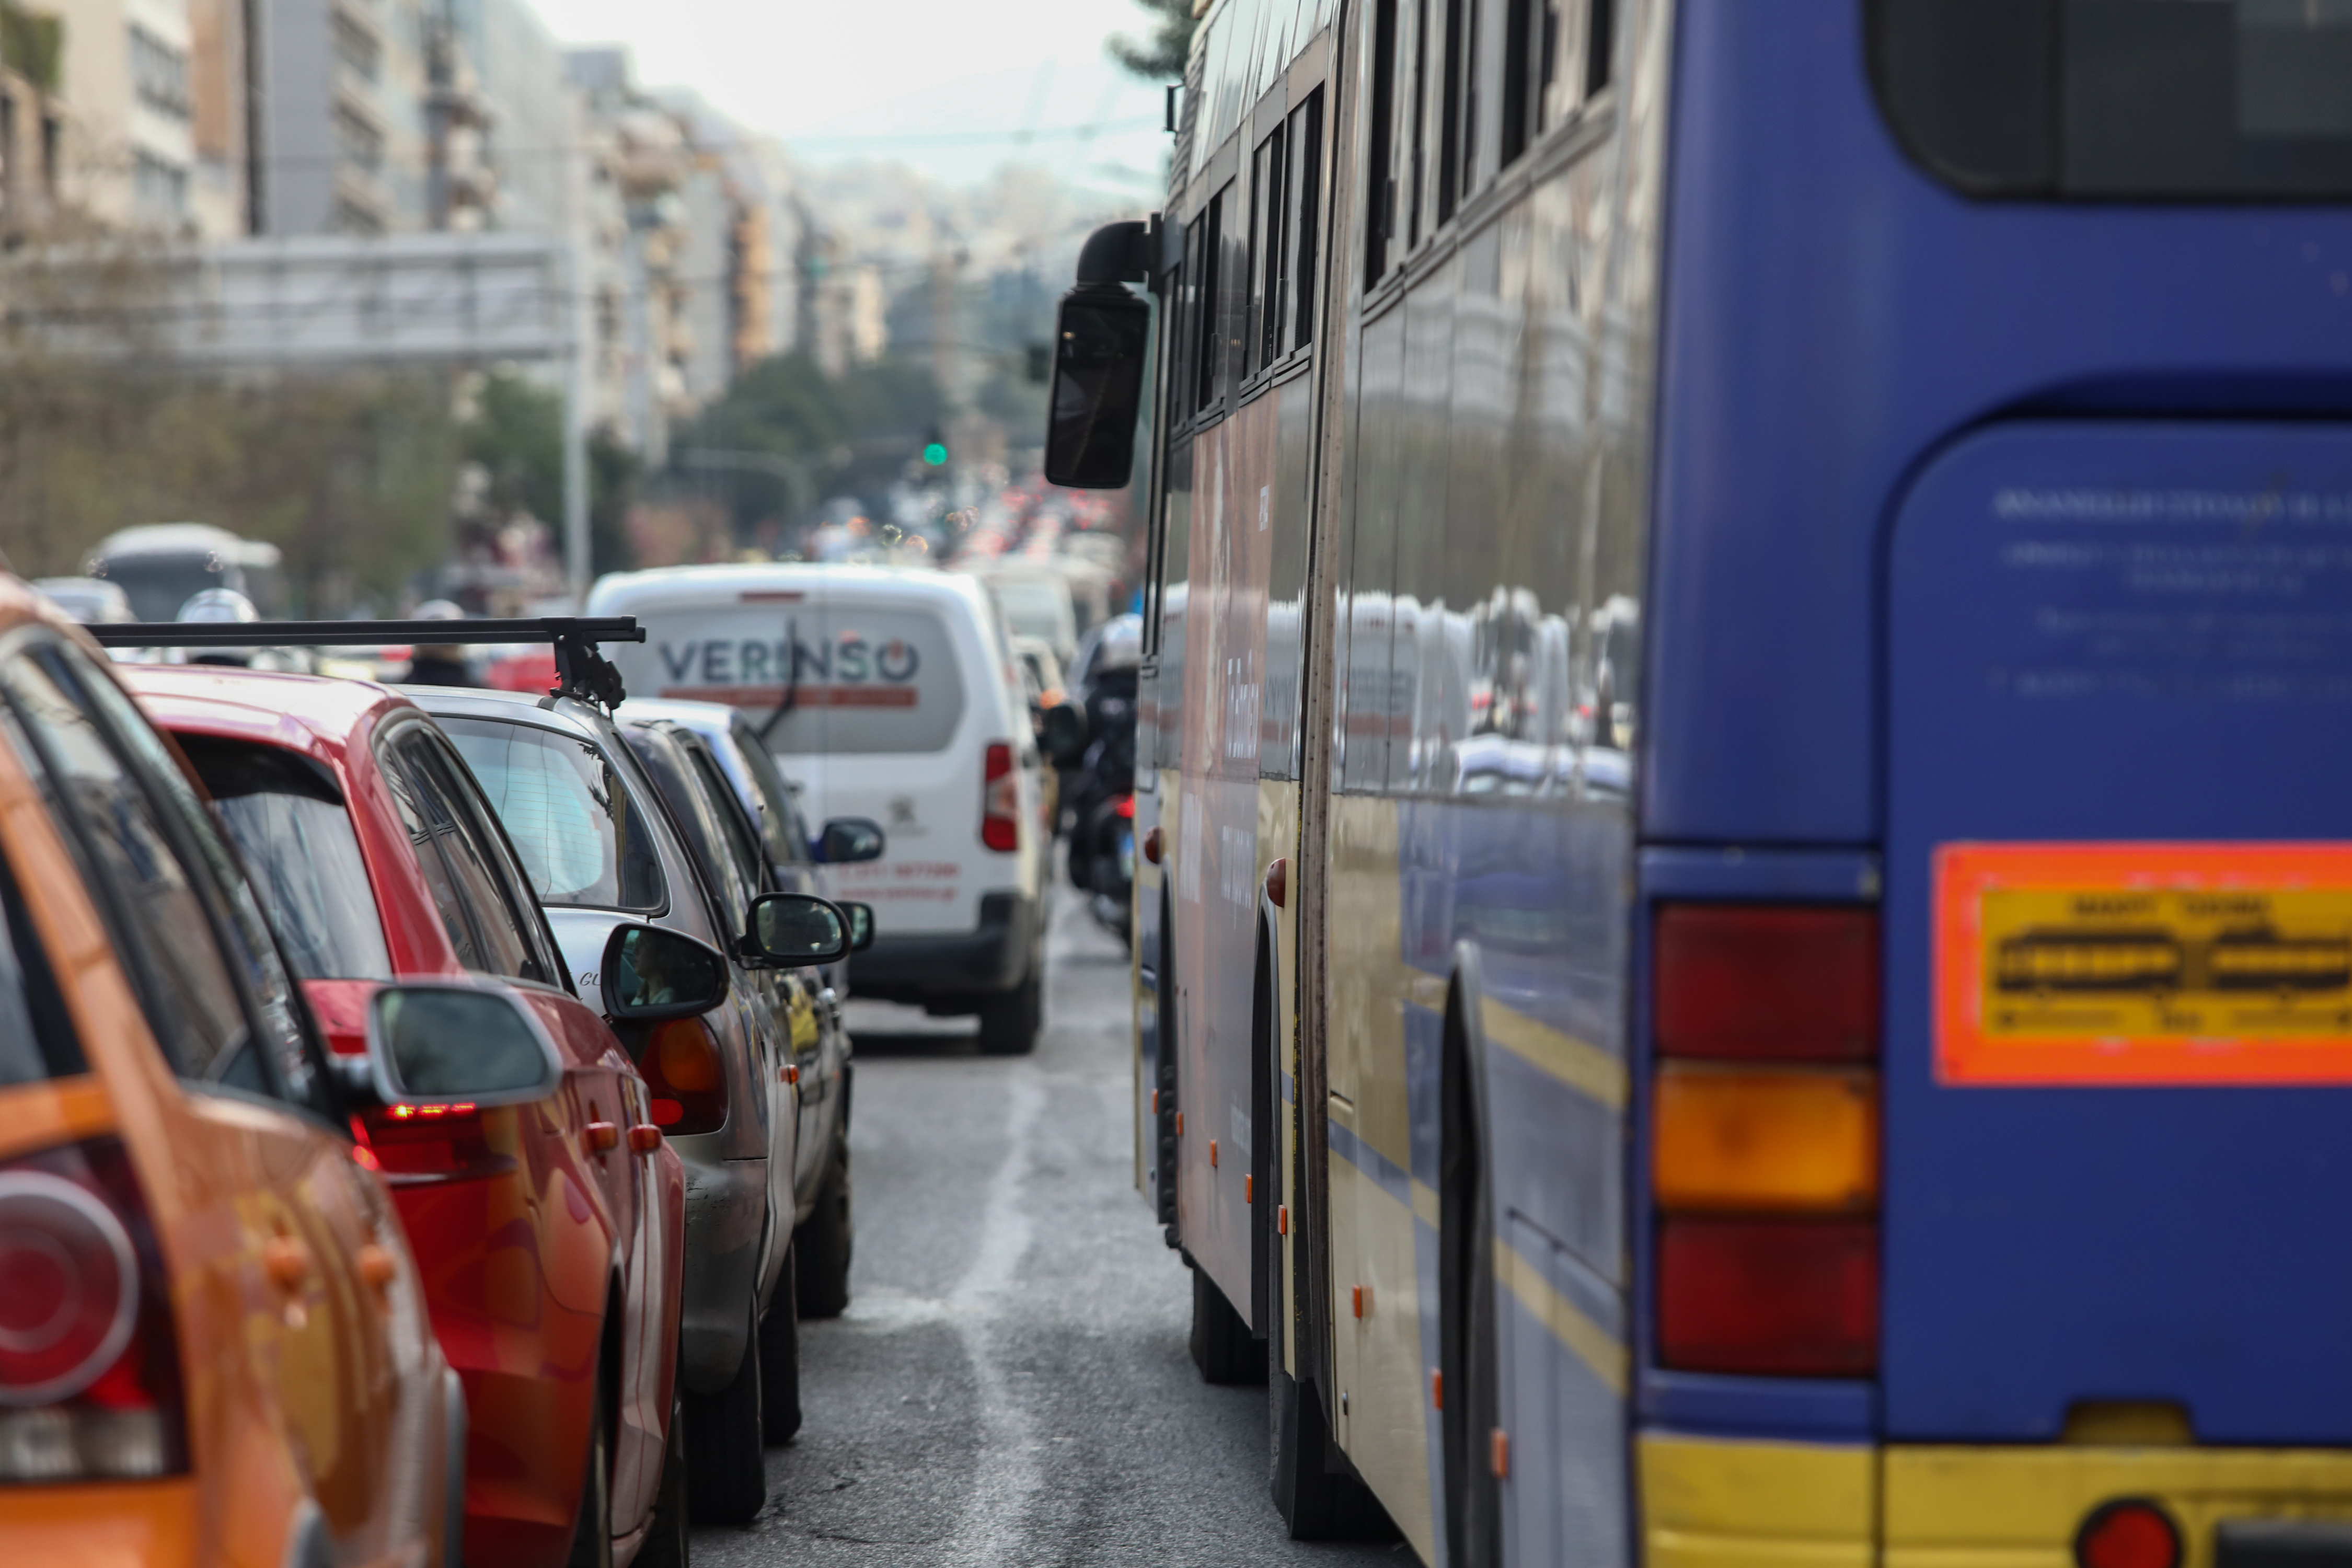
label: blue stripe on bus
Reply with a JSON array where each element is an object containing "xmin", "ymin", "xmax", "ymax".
[{"xmin": 1327, "ymin": 1113, "xmax": 1415, "ymax": 1214}]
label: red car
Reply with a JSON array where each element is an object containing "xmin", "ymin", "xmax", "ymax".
[{"xmin": 126, "ymin": 664, "xmax": 694, "ymax": 1568}]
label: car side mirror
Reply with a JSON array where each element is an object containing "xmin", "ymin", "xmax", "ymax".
[
  {"xmin": 838, "ymin": 900, "xmax": 876, "ymax": 953},
  {"xmin": 1042, "ymin": 285, "xmax": 1149, "ymax": 489},
  {"xmin": 748, "ymin": 892, "xmax": 851, "ymax": 967},
  {"xmin": 1039, "ymin": 701, "xmax": 1088, "ymax": 765},
  {"xmin": 599, "ymin": 923, "xmax": 731, "ymax": 1022},
  {"xmin": 817, "ymin": 817, "xmax": 885, "ymax": 863},
  {"xmin": 365, "ymin": 983, "xmax": 563, "ymax": 1108}
]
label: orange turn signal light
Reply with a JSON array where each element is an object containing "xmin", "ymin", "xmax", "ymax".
[{"xmin": 1653, "ymin": 1064, "xmax": 1877, "ymax": 1213}]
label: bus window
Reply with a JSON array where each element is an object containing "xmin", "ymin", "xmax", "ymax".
[
  {"xmin": 1285, "ymin": 90, "xmax": 1323, "ymax": 355},
  {"xmin": 1366, "ymin": 0, "xmax": 1400, "ymax": 284},
  {"xmin": 1250, "ymin": 123, "xmax": 1287, "ymax": 377},
  {"xmin": 1872, "ymin": 0, "xmax": 2352, "ymax": 198},
  {"xmin": 1193, "ymin": 185, "xmax": 1229, "ymax": 413}
]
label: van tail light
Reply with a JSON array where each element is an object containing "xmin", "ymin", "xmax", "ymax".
[
  {"xmin": 0, "ymin": 1139, "xmax": 188, "ymax": 1480},
  {"xmin": 637, "ymin": 1017, "xmax": 727, "ymax": 1135},
  {"xmin": 357, "ymin": 1103, "xmax": 517, "ymax": 1185},
  {"xmin": 982, "ymin": 742, "xmax": 1019, "ymax": 852},
  {"xmin": 1652, "ymin": 903, "xmax": 1881, "ymax": 1378}
]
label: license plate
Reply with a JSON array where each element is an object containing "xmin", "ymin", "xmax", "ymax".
[{"xmin": 1936, "ymin": 841, "xmax": 2352, "ymax": 1086}]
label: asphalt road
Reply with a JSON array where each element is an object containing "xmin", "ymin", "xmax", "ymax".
[{"xmin": 689, "ymin": 885, "xmax": 1412, "ymax": 1568}]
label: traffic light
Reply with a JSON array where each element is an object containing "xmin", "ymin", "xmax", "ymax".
[{"xmin": 923, "ymin": 428, "xmax": 948, "ymax": 467}]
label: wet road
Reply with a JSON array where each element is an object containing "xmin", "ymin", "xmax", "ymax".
[{"xmin": 690, "ymin": 887, "xmax": 1410, "ymax": 1567}]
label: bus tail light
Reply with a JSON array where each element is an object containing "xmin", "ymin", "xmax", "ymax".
[
  {"xmin": 1652, "ymin": 1066, "xmax": 1877, "ymax": 1212},
  {"xmin": 0, "ymin": 1140, "xmax": 187, "ymax": 1481},
  {"xmin": 982, "ymin": 742, "xmax": 1019, "ymax": 851},
  {"xmin": 640, "ymin": 1017, "xmax": 728, "ymax": 1135},
  {"xmin": 1652, "ymin": 902, "xmax": 1881, "ymax": 1379},
  {"xmin": 1657, "ymin": 1218, "xmax": 1877, "ymax": 1377}
]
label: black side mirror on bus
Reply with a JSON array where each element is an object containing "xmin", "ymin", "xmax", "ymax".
[
  {"xmin": 601, "ymin": 924, "xmax": 731, "ymax": 1022},
  {"xmin": 817, "ymin": 817, "xmax": 885, "ymax": 863},
  {"xmin": 1040, "ymin": 701, "xmax": 1089, "ymax": 766},
  {"xmin": 1043, "ymin": 285, "xmax": 1150, "ymax": 490}
]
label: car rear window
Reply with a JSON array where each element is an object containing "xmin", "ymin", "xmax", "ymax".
[
  {"xmin": 640, "ymin": 603, "xmax": 967, "ymax": 756},
  {"xmin": 439, "ymin": 717, "xmax": 665, "ymax": 912},
  {"xmin": 1873, "ymin": 0, "xmax": 2352, "ymax": 198},
  {"xmin": 176, "ymin": 735, "xmax": 393, "ymax": 982}
]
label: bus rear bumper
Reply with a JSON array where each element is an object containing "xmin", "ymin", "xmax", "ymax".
[{"xmin": 1639, "ymin": 1434, "xmax": 2352, "ymax": 1568}]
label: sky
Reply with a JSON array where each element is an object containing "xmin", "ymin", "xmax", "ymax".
[{"xmin": 529, "ymin": 0, "xmax": 1178, "ymax": 198}]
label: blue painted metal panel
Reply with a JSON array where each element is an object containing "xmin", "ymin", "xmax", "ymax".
[
  {"xmin": 1884, "ymin": 421, "xmax": 2352, "ymax": 1443},
  {"xmin": 1647, "ymin": 0, "xmax": 2352, "ymax": 843}
]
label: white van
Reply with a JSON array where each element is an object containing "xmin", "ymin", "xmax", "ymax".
[{"xmin": 587, "ymin": 563, "xmax": 1051, "ymax": 1052}]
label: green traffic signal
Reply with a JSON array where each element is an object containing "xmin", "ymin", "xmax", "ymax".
[{"xmin": 923, "ymin": 442, "xmax": 949, "ymax": 466}]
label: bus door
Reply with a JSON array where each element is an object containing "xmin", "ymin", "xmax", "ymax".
[{"xmin": 1884, "ymin": 420, "xmax": 2352, "ymax": 1446}]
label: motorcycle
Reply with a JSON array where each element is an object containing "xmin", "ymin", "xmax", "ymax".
[{"xmin": 1062, "ymin": 685, "xmax": 1137, "ymax": 948}]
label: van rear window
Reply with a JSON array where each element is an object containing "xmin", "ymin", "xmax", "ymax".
[
  {"xmin": 1873, "ymin": 0, "xmax": 2352, "ymax": 198},
  {"xmin": 636, "ymin": 604, "xmax": 966, "ymax": 757}
]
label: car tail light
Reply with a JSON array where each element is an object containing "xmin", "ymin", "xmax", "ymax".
[
  {"xmin": 639, "ymin": 1017, "xmax": 727, "ymax": 1135},
  {"xmin": 1653, "ymin": 903, "xmax": 1880, "ymax": 1378},
  {"xmin": 1115, "ymin": 794, "xmax": 1135, "ymax": 819},
  {"xmin": 0, "ymin": 1140, "xmax": 186, "ymax": 1481},
  {"xmin": 982, "ymin": 742, "xmax": 1019, "ymax": 852},
  {"xmin": 356, "ymin": 1103, "xmax": 518, "ymax": 1184}
]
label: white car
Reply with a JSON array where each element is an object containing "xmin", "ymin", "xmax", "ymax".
[{"xmin": 589, "ymin": 563, "xmax": 1053, "ymax": 1052}]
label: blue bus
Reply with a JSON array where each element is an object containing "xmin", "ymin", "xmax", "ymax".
[{"xmin": 1044, "ymin": 1, "xmax": 2352, "ymax": 1563}]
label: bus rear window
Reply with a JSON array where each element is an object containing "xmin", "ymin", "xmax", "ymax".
[{"xmin": 1873, "ymin": 0, "xmax": 2352, "ymax": 198}]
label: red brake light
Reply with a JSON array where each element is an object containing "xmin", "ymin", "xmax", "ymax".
[
  {"xmin": 982, "ymin": 742, "xmax": 1019, "ymax": 852},
  {"xmin": 1115, "ymin": 794, "xmax": 1136, "ymax": 819},
  {"xmin": 640, "ymin": 1017, "xmax": 727, "ymax": 1135},
  {"xmin": 0, "ymin": 1140, "xmax": 186, "ymax": 1480},
  {"xmin": 1655, "ymin": 905, "xmax": 1878, "ymax": 1060},
  {"xmin": 2077, "ymin": 1502, "xmax": 2182, "ymax": 1568},
  {"xmin": 1657, "ymin": 1218, "xmax": 1877, "ymax": 1377},
  {"xmin": 358, "ymin": 1103, "xmax": 515, "ymax": 1183}
]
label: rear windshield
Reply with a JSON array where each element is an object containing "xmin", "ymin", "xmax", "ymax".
[
  {"xmin": 635, "ymin": 603, "xmax": 967, "ymax": 756},
  {"xmin": 177, "ymin": 735, "xmax": 393, "ymax": 981},
  {"xmin": 728, "ymin": 724, "xmax": 811, "ymax": 867},
  {"xmin": 440, "ymin": 718, "xmax": 665, "ymax": 912},
  {"xmin": 1873, "ymin": 0, "xmax": 2352, "ymax": 198}
]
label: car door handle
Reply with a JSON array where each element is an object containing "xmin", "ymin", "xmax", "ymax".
[
  {"xmin": 584, "ymin": 1121, "xmax": 620, "ymax": 1154},
  {"xmin": 263, "ymin": 1236, "xmax": 310, "ymax": 1291}
]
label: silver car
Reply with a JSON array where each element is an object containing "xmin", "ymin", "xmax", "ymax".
[
  {"xmin": 411, "ymin": 685, "xmax": 812, "ymax": 1526},
  {"xmin": 617, "ymin": 697, "xmax": 883, "ymax": 1319}
]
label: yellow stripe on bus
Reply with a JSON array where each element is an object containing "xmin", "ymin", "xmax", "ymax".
[
  {"xmin": 1482, "ymin": 996, "xmax": 1630, "ymax": 1112},
  {"xmin": 1494, "ymin": 1236, "xmax": 1628, "ymax": 1396}
]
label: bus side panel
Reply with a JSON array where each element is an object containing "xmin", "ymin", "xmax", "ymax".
[
  {"xmin": 1174, "ymin": 395, "xmax": 1281, "ymax": 1317},
  {"xmin": 1259, "ymin": 775, "xmax": 1300, "ymax": 1374},
  {"xmin": 1327, "ymin": 791, "xmax": 1438, "ymax": 1560}
]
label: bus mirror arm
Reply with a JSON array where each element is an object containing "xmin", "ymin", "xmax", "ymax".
[{"xmin": 1074, "ymin": 216, "xmax": 1161, "ymax": 286}]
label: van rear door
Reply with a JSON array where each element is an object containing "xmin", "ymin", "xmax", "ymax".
[{"xmin": 1883, "ymin": 421, "xmax": 2352, "ymax": 1444}]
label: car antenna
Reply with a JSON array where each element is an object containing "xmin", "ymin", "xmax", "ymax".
[{"xmin": 83, "ymin": 616, "xmax": 648, "ymax": 711}]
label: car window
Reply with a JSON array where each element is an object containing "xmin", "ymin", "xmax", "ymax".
[
  {"xmin": 688, "ymin": 742, "xmax": 770, "ymax": 897},
  {"xmin": 414, "ymin": 733, "xmax": 566, "ymax": 988},
  {"xmin": 729, "ymin": 723, "xmax": 810, "ymax": 867},
  {"xmin": 440, "ymin": 717, "xmax": 666, "ymax": 912},
  {"xmin": 624, "ymin": 728, "xmax": 752, "ymax": 933},
  {"xmin": 379, "ymin": 729, "xmax": 540, "ymax": 983},
  {"xmin": 0, "ymin": 644, "xmax": 275, "ymax": 1095},
  {"xmin": 0, "ymin": 814, "xmax": 86, "ymax": 1085},
  {"xmin": 176, "ymin": 735, "xmax": 393, "ymax": 982}
]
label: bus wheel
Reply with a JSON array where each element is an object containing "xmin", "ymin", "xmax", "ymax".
[
  {"xmin": 1442, "ymin": 991, "xmax": 1503, "ymax": 1567},
  {"xmin": 1190, "ymin": 1265, "xmax": 1264, "ymax": 1383},
  {"xmin": 1270, "ymin": 1366, "xmax": 1398, "ymax": 1540}
]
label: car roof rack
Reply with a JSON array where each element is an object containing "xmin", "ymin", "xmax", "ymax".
[{"xmin": 82, "ymin": 616, "xmax": 646, "ymax": 709}]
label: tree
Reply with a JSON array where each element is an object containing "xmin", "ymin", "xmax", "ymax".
[{"xmin": 1110, "ymin": 0, "xmax": 1194, "ymax": 80}]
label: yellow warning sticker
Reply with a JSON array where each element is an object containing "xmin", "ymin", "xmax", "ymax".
[{"xmin": 1937, "ymin": 843, "xmax": 2352, "ymax": 1085}]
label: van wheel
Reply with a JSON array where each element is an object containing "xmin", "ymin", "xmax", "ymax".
[
  {"xmin": 976, "ymin": 965, "xmax": 1041, "ymax": 1056},
  {"xmin": 685, "ymin": 1305, "xmax": 764, "ymax": 1525},
  {"xmin": 635, "ymin": 1381, "xmax": 690, "ymax": 1568},
  {"xmin": 795, "ymin": 1133, "xmax": 853, "ymax": 1320},
  {"xmin": 564, "ymin": 1361, "xmax": 613, "ymax": 1568},
  {"xmin": 763, "ymin": 1248, "xmax": 803, "ymax": 1442}
]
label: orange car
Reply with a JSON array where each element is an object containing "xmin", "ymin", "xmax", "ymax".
[{"xmin": 0, "ymin": 576, "xmax": 487, "ymax": 1564}]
